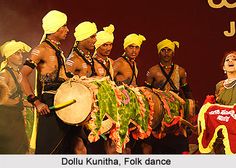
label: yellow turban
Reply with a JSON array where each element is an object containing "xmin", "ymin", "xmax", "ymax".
[
  {"xmin": 157, "ymin": 38, "xmax": 179, "ymax": 54},
  {"xmin": 95, "ymin": 24, "xmax": 115, "ymax": 50},
  {"xmin": 40, "ymin": 10, "xmax": 67, "ymax": 43},
  {"xmin": 123, "ymin": 33, "xmax": 146, "ymax": 49},
  {"xmin": 74, "ymin": 21, "xmax": 97, "ymax": 41},
  {"xmin": 0, "ymin": 40, "xmax": 31, "ymax": 71}
]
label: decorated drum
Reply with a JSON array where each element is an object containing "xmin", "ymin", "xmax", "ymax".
[{"xmin": 54, "ymin": 76, "xmax": 195, "ymax": 153}]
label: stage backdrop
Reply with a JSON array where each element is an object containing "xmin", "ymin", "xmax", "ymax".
[{"xmin": 1, "ymin": 0, "xmax": 236, "ymax": 106}]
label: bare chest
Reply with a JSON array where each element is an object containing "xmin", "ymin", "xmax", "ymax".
[
  {"xmin": 94, "ymin": 62, "xmax": 107, "ymax": 76},
  {"xmin": 39, "ymin": 54, "xmax": 59, "ymax": 74},
  {"xmin": 153, "ymin": 70, "xmax": 169, "ymax": 83}
]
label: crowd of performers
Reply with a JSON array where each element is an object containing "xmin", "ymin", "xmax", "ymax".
[{"xmin": 0, "ymin": 10, "xmax": 236, "ymax": 154}]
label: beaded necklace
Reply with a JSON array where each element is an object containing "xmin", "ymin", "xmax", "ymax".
[
  {"xmin": 223, "ymin": 78, "xmax": 236, "ymax": 89},
  {"xmin": 76, "ymin": 48, "xmax": 93, "ymax": 63},
  {"xmin": 160, "ymin": 62, "xmax": 174, "ymax": 69},
  {"xmin": 74, "ymin": 47, "xmax": 96, "ymax": 76},
  {"xmin": 50, "ymin": 39, "xmax": 61, "ymax": 46},
  {"xmin": 94, "ymin": 54, "xmax": 109, "ymax": 65}
]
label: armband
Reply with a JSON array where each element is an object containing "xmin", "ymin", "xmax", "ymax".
[
  {"xmin": 181, "ymin": 84, "xmax": 190, "ymax": 92},
  {"xmin": 23, "ymin": 58, "xmax": 37, "ymax": 69},
  {"xmin": 66, "ymin": 72, "xmax": 74, "ymax": 78},
  {"xmin": 27, "ymin": 94, "xmax": 39, "ymax": 105},
  {"xmin": 181, "ymin": 84, "xmax": 192, "ymax": 99}
]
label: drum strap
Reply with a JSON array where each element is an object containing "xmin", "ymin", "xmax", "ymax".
[
  {"xmin": 44, "ymin": 39, "xmax": 66, "ymax": 82},
  {"xmin": 122, "ymin": 56, "xmax": 137, "ymax": 86},
  {"xmin": 4, "ymin": 66, "xmax": 23, "ymax": 99},
  {"xmin": 74, "ymin": 47, "xmax": 97, "ymax": 77},
  {"xmin": 159, "ymin": 63, "xmax": 178, "ymax": 93},
  {"xmin": 94, "ymin": 57, "xmax": 112, "ymax": 80}
]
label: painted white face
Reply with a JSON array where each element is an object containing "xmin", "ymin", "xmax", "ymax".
[{"xmin": 224, "ymin": 53, "xmax": 236, "ymax": 73}]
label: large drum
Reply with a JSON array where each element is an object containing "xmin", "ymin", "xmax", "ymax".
[{"xmin": 54, "ymin": 76, "xmax": 195, "ymax": 153}]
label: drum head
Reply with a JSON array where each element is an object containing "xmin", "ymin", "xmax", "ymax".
[{"xmin": 54, "ymin": 81, "xmax": 93, "ymax": 125}]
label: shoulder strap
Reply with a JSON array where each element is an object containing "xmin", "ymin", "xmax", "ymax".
[
  {"xmin": 94, "ymin": 57, "xmax": 112, "ymax": 80},
  {"xmin": 159, "ymin": 63, "xmax": 178, "ymax": 92},
  {"xmin": 44, "ymin": 39, "xmax": 65, "ymax": 81},
  {"xmin": 122, "ymin": 57, "xmax": 137, "ymax": 85},
  {"xmin": 74, "ymin": 47, "xmax": 97, "ymax": 77},
  {"xmin": 4, "ymin": 67, "xmax": 22, "ymax": 99}
]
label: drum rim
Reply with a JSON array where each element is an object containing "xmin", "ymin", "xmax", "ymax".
[{"xmin": 54, "ymin": 79, "xmax": 94, "ymax": 125}]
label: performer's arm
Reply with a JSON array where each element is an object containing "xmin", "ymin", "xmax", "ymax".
[
  {"xmin": 145, "ymin": 69, "xmax": 153, "ymax": 88},
  {"xmin": 20, "ymin": 48, "xmax": 50, "ymax": 115},
  {"xmin": 179, "ymin": 67, "xmax": 193, "ymax": 99},
  {"xmin": 20, "ymin": 64, "xmax": 35, "ymax": 97},
  {"xmin": 112, "ymin": 58, "xmax": 121, "ymax": 78},
  {"xmin": 65, "ymin": 54, "xmax": 77, "ymax": 75},
  {"xmin": 180, "ymin": 84, "xmax": 193, "ymax": 99},
  {"xmin": 66, "ymin": 55, "xmax": 87, "ymax": 77}
]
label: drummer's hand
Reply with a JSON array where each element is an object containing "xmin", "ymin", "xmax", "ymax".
[
  {"xmin": 23, "ymin": 99, "xmax": 33, "ymax": 108},
  {"xmin": 34, "ymin": 100, "xmax": 50, "ymax": 115}
]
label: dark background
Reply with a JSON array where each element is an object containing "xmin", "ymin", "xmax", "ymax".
[{"xmin": 1, "ymin": 0, "xmax": 236, "ymax": 106}]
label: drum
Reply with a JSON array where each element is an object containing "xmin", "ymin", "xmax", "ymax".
[
  {"xmin": 54, "ymin": 76, "xmax": 194, "ymax": 153},
  {"xmin": 184, "ymin": 99, "xmax": 196, "ymax": 119},
  {"xmin": 54, "ymin": 76, "xmax": 114, "ymax": 135},
  {"xmin": 54, "ymin": 76, "xmax": 94, "ymax": 125}
]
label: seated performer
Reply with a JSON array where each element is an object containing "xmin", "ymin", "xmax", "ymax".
[
  {"xmin": 0, "ymin": 40, "xmax": 31, "ymax": 154},
  {"xmin": 93, "ymin": 24, "xmax": 115, "ymax": 80},
  {"xmin": 213, "ymin": 51, "xmax": 236, "ymax": 154},
  {"xmin": 20, "ymin": 10, "xmax": 72, "ymax": 154},
  {"xmin": 113, "ymin": 33, "xmax": 146, "ymax": 86},
  {"xmin": 144, "ymin": 38, "xmax": 194, "ymax": 154},
  {"xmin": 66, "ymin": 21, "xmax": 97, "ymax": 77},
  {"xmin": 215, "ymin": 51, "xmax": 236, "ymax": 105}
]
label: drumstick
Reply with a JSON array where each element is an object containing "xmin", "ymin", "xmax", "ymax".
[{"xmin": 49, "ymin": 99, "xmax": 76, "ymax": 110}]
